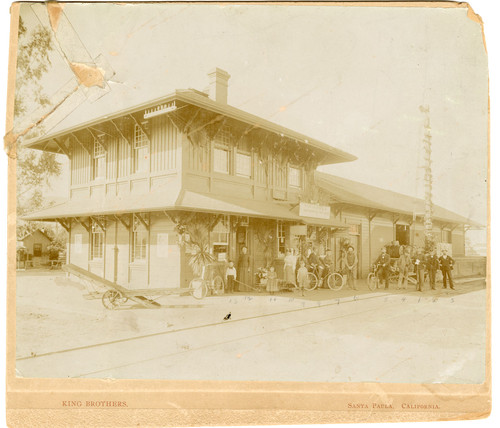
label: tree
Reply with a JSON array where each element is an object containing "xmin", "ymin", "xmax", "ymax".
[{"xmin": 15, "ymin": 16, "xmax": 62, "ymax": 237}]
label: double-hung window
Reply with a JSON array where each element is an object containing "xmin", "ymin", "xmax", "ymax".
[
  {"xmin": 132, "ymin": 214, "xmax": 148, "ymax": 262},
  {"xmin": 133, "ymin": 123, "xmax": 149, "ymax": 173},
  {"xmin": 288, "ymin": 166, "xmax": 302, "ymax": 188},
  {"xmin": 93, "ymin": 138, "xmax": 106, "ymax": 180},
  {"xmin": 91, "ymin": 218, "xmax": 105, "ymax": 260},
  {"xmin": 236, "ymin": 152, "xmax": 252, "ymax": 178},
  {"xmin": 214, "ymin": 147, "xmax": 229, "ymax": 174}
]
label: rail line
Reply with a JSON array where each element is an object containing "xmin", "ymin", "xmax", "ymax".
[
  {"xmin": 73, "ymin": 295, "xmax": 410, "ymax": 378},
  {"xmin": 17, "ymin": 291, "xmax": 391, "ymax": 362}
]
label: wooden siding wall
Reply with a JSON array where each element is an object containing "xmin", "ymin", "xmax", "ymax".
[
  {"xmin": 106, "ymin": 136, "xmax": 118, "ymax": 181},
  {"xmin": 272, "ymin": 159, "xmax": 287, "ymax": 188},
  {"xmin": 69, "ymin": 117, "xmax": 180, "ymax": 197},
  {"xmin": 117, "ymin": 137, "xmax": 131, "ymax": 178},
  {"xmin": 69, "ymin": 223, "xmax": 89, "ymax": 269},
  {"xmin": 187, "ymin": 134, "xmax": 210, "ymax": 172},
  {"xmin": 71, "ymin": 137, "xmax": 91, "ymax": 185},
  {"xmin": 151, "ymin": 115, "xmax": 177, "ymax": 172},
  {"xmin": 254, "ymin": 154, "xmax": 267, "ymax": 184}
]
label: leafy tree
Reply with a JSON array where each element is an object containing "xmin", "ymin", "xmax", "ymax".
[{"xmin": 15, "ymin": 16, "xmax": 62, "ymax": 238}]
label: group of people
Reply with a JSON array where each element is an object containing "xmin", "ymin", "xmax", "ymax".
[{"xmin": 375, "ymin": 245, "xmax": 455, "ymax": 291}]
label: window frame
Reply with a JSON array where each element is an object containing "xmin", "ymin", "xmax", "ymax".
[
  {"xmin": 133, "ymin": 123, "xmax": 150, "ymax": 174},
  {"xmin": 213, "ymin": 146, "xmax": 230, "ymax": 174},
  {"xmin": 235, "ymin": 151, "xmax": 252, "ymax": 178},
  {"xmin": 90, "ymin": 218, "xmax": 105, "ymax": 261},
  {"xmin": 92, "ymin": 137, "xmax": 106, "ymax": 180},
  {"xmin": 131, "ymin": 214, "xmax": 148, "ymax": 262},
  {"xmin": 288, "ymin": 165, "xmax": 302, "ymax": 188}
]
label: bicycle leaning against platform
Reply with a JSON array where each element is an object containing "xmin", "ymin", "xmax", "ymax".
[{"xmin": 294, "ymin": 263, "xmax": 345, "ymax": 292}]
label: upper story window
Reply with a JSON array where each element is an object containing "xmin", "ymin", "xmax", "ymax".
[
  {"xmin": 91, "ymin": 218, "xmax": 105, "ymax": 260},
  {"xmin": 93, "ymin": 138, "xmax": 106, "ymax": 180},
  {"xmin": 288, "ymin": 166, "xmax": 302, "ymax": 188},
  {"xmin": 236, "ymin": 152, "xmax": 252, "ymax": 178},
  {"xmin": 133, "ymin": 123, "xmax": 149, "ymax": 173},
  {"xmin": 214, "ymin": 148, "xmax": 229, "ymax": 174}
]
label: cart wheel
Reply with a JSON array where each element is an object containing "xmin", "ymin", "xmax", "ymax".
[
  {"xmin": 327, "ymin": 273, "xmax": 344, "ymax": 291},
  {"xmin": 102, "ymin": 290, "xmax": 124, "ymax": 310},
  {"xmin": 304, "ymin": 272, "xmax": 318, "ymax": 291},
  {"xmin": 367, "ymin": 273, "xmax": 378, "ymax": 291},
  {"xmin": 212, "ymin": 276, "xmax": 224, "ymax": 295},
  {"xmin": 189, "ymin": 278, "xmax": 208, "ymax": 300}
]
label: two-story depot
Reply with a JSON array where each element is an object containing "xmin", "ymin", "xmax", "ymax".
[{"xmin": 23, "ymin": 69, "xmax": 481, "ymax": 289}]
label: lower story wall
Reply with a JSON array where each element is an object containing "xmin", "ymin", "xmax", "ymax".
[{"xmin": 68, "ymin": 215, "xmax": 181, "ymax": 290}]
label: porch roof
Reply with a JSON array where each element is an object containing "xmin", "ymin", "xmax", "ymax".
[
  {"xmin": 22, "ymin": 188, "xmax": 345, "ymax": 228},
  {"xmin": 315, "ymin": 172, "xmax": 483, "ymax": 227}
]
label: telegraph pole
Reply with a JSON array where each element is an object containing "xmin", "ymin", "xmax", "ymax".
[{"xmin": 419, "ymin": 105, "xmax": 434, "ymax": 251}]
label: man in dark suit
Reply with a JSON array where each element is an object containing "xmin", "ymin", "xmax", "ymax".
[
  {"xmin": 375, "ymin": 247, "xmax": 391, "ymax": 289},
  {"xmin": 425, "ymin": 249, "xmax": 440, "ymax": 290},
  {"xmin": 439, "ymin": 249, "xmax": 455, "ymax": 289}
]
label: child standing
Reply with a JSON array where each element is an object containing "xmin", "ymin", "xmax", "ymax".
[
  {"xmin": 225, "ymin": 261, "xmax": 237, "ymax": 294},
  {"xmin": 266, "ymin": 266, "xmax": 279, "ymax": 295},
  {"xmin": 297, "ymin": 260, "xmax": 309, "ymax": 297}
]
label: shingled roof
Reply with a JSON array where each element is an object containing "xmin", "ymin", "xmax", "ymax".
[{"xmin": 315, "ymin": 171, "xmax": 482, "ymax": 227}]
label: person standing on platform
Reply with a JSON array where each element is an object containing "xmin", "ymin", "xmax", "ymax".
[
  {"xmin": 426, "ymin": 249, "xmax": 440, "ymax": 290},
  {"xmin": 375, "ymin": 247, "xmax": 391, "ymax": 289},
  {"xmin": 344, "ymin": 246, "xmax": 358, "ymax": 290},
  {"xmin": 397, "ymin": 247, "xmax": 411, "ymax": 290},
  {"xmin": 225, "ymin": 261, "xmax": 237, "ymax": 294},
  {"xmin": 237, "ymin": 246, "xmax": 250, "ymax": 292},
  {"xmin": 414, "ymin": 249, "xmax": 426, "ymax": 292},
  {"xmin": 266, "ymin": 266, "xmax": 279, "ymax": 295},
  {"xmin": 297, "ymin": 260, "xmax": 309, "ymax": 297},
  {"xmin": 439, "ymin": 249, "xmax": 455, "ymax": 290},
  {"xmin": 284, "ymin": 249, "xmax": 296, "ymax": 288}
]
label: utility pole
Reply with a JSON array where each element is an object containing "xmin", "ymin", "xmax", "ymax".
[{"xmin": 419, "ymin": 105, "xmax": 434, "ymax": 251}]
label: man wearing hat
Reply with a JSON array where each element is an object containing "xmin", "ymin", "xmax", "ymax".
[
  {"xmin": 344, "ymin": 245, "xmax": 358, "ymax": 290},
  {"xmin": 439, "ymin": 249, "xmax": 455, "ymax": 289},
  {"xmin": 374, "ymin": 247, "xmax": 391, "ymax": 289}
]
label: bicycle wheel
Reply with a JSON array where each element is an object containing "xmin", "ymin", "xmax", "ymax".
[
  {"xmin": 327, "ymin": 273, "xmax": 344, "ymax": 291},
  {"xmin": 189, "ymin": 278, "xmax": 208, "ymax": 300},
  {"xmin": 212, "ymin": 276, "xmax": 224, "ymax": 295},
  {"xmin": 367, "ymin": 273, "xmax": 378, "ymax": 291},
  {"xmin": 304, "ymin": 272, "xmax": 318, "ymax": 291}
]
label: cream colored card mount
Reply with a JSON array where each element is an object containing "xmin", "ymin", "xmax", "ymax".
[{"xmin": 5, "ymin": 1, "xmax": 490, "ymax": 426}]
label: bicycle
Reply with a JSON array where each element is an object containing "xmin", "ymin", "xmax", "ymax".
[
  {"xmin": 367, "ymin": 263, "xmax": 417, "ymax": 290},
  {"xmin": 188, "ymin": 264, "xmax": 223, "ymax": 298},
  {"xmin": 295, "ymin": 264, "xmax": 344, "ymax": 291}
]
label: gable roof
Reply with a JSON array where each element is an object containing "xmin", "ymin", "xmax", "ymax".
[
  {"xmin": 18, "ymin": 228, "xmax": 53, "ymax": 242},
  {"xmin": 22, "ymin": 87, "xmax": 357, "ymax": 166},
  {"xmin": 315, "ymin": 171, "xmax": 482, "ymax": 227}
]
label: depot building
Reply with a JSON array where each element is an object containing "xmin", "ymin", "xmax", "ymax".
[{"xmin": 23, "ymin": 69, "xmax": 483, "ymax": 289}]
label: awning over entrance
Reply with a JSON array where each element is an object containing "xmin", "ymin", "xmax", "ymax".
[{"xmin": 23, "ymin": 186, "xmax": 344, "ymax": 228}]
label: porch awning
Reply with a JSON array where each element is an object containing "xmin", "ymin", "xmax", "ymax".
[{"xmin": 23, "ymin": 186, "xmax": 335, "ymax": 225}]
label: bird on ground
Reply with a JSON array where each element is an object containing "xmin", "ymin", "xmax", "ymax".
[{"xmin": 223, "ymin": 312, "xmax": 231, "ymax": 320}]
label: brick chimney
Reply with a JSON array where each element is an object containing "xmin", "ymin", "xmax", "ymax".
[{"xmin": 207, "ymin": 68, "xmax": 230, "ymax": 104}]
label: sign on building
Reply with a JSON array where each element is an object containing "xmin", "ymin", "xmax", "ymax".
[{"xmin": 299, "ymin": 202, "xmax": 330, "ymax": 219}]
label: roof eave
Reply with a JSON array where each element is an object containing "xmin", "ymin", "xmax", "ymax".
[{"xmin": 23, "ymin": 90, "xmax": 357, "ymax": 165}]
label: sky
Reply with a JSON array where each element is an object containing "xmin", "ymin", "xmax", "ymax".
[{"xmin": 19, "ymin": 2, "xmax": 488, "ymax": 227}]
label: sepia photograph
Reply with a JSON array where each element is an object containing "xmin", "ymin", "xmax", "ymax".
[{"xmin": 4, "ymin": 0, "xmax": 492, "ymax": 425}]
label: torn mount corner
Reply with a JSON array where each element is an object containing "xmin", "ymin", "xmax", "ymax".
[{"xmin": 69, "ymin": 62, "xmax": 106, "ymax": 89}]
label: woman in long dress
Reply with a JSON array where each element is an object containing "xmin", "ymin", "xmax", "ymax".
[
  {"xmin": 237, "ymin": 246, "xmax": 250, "ymax": 291},
  {"xmin": 266, "ymin": 266, "xmax": 279, "ymax": 294},
  {"xmin": 284, "ymin": 248, "xmax": 296, "ymax": 287}
]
